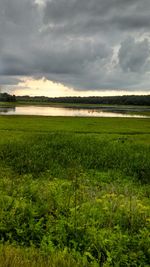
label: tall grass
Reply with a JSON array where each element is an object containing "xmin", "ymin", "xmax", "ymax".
[
  {"xmin": 0, "ymin": 121, "xmax": 150, "ymax": 266},
  {"xmin": 0, "ymin": 244, "xmax": 83, "ymax": 267},
  {"xmin": 0, "ymin": 133, "xmax": 149, "ymax": 182}
]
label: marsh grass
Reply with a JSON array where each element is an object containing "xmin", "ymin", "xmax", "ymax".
[
  {"xmin": 0, "ymin": 116, "xmax": 150, "ymax": 266},
  {"xmin": 0, "ymin": 133, "xmax": 149, "ymax": 182},
  {"xmin": 0, "ymin": 244, "xmax": 84, "ymax": 267}
]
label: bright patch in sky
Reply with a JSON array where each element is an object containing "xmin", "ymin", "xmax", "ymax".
[
  {"xmin": 12, "ymin": 77, "xmax": 150, "ymax": 97},
  {"xmin": 13, "ymin": 77, "xmax": 74, "ymax": 97}
]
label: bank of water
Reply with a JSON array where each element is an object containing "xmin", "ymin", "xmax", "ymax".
[{"xmin": 0, "ymin": 105, "xmax": 149, "ymax": 118}]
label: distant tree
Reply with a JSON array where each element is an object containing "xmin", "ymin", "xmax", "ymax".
[
  {"xmin": 14, "ymin": 94, "xmax": 150, "ymax": 106},
  {"xmin": 0, "ymin": 92, "xmax": 16, "ymax": 102}
]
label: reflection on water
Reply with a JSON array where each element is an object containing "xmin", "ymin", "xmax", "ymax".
[
  {"xmin": 0, "ymin": 105, "xmax": 149, "ymax": 118},
  {"xmin": 0, "ymin": 107, "xmax": 16, "ymax": 113}
]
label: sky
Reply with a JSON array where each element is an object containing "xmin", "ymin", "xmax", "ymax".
[{"xmin": 0, "ymin": 0, "xmax": 150, "ymax": 97}]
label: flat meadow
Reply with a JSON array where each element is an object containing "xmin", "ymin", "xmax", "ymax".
[{"xmin": 0, "ymin": 115, "xmax": 150, "ymax": 266}]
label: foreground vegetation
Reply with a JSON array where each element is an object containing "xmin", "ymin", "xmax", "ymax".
[{"xmin": 0, "ymin": 116, "xmax": 150, "ymax": 266}]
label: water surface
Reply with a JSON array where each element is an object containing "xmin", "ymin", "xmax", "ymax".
[{"xmin": 0, "ymin": 105, "xmax": 149, "ymax": 118}]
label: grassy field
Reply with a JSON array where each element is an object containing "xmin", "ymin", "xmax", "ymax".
[{"xmin": 0, "ymin": 115, "xmax": 150, "ymax": 266}]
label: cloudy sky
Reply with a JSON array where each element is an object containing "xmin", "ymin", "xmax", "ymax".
[{"xmin": 0, "ymin": 0, "xmax": 150, "ymax": 97}]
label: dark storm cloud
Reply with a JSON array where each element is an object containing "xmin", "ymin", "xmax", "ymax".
[
  {"xmin": 112, "ymin": 15, "xmax": 150, "ymax": 30},
  {"xmin": 119, "ymin": 37, "xmax": 150, "ymax": 73},
  {"xmin": 0, "ymin": 76, "xmax": 19, "ymax": 85},
  {"xmin": 33, "ymin": 40, "xmax": 111, "ymax": 75},
  {"xmin": 43, "ymin": 0, "xmax": 150, "ymax": 33},
  {"xmin": 0, "ymin": 0, "xmax": 150, "ymax": 92},
  {"xmin": 43, "ymin": 0, "xmax": 137, "ymax": 23}
]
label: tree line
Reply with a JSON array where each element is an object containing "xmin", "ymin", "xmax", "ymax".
[
  {"xmin": 1, "ymin": 93, "xmax": 150, "ymax": 105},
  {"xmin": 0, "ymin": 93, "xmax": 16, "ymax": 102},
  {"xmin": 16, "ymin": 94, "xmax": 150, "ymax": 105}
]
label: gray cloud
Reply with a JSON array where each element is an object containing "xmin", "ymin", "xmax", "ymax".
[
  {"xmin": 0, "ymin": 0, "xmax": 150, "ymax": 93},
  {"xmin": 43, "ymin": 0, "xmax": 150, "ymax": 34},
  {"xmin": 0, "ymin": 75, "xmax": 19, "ymax": 85},
  {"xmin": 119, "ymin": 37, "xmax": 150, "ymax": 73}
]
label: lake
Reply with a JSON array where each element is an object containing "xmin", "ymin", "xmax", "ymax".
[{"xmin": 0, "ymin": 105, "xmax": 149, "ymax": 118}]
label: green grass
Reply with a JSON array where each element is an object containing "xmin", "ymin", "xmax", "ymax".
[
  {"xmin": 0, "ymin": 115, "xmax": 150, "ymax": 134},
  {"xmin": 0, "ymin": 116, "xmax": 150, "ymax": 266}
]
